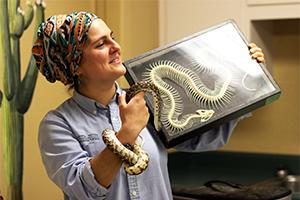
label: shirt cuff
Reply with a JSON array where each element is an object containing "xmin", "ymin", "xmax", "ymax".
[{"xmin": 82, "ymin": 159, "xmax": 109, "ymax": 197}]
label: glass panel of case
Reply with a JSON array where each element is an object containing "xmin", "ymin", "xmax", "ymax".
[{"xmin": 124, "ymin": 20, "xmax": 281, "ymax": 147}]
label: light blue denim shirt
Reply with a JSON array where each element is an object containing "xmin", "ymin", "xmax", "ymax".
[{"xmin": 38, "ymin": 83, "xmax": 240, "ymax": 200}]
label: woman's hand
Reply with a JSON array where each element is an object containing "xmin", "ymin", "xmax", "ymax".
[
  {"xmin": 248, "ymin": 43, "xmax": 265, "ymax": 63},
  {"xmin": 117, "ymin": 91, "xmax": 150, "ymax": 144}
]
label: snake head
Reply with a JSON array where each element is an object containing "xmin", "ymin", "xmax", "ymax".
[{"xmin": 195, "ymin": 109, "xmax": 215, "ymax": 122}]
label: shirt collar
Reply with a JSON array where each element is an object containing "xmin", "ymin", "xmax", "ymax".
[{"xmin": 72, "ymin": 82, "xmax": 123, "ymax": 114}]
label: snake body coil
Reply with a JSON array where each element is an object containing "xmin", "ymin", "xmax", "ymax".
[{"xmin": 102, "ymin": 128, "xmax": 149, "ymax": 175}]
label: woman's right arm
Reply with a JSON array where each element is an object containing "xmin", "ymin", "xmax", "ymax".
[
  {"xmin": 39, "ymin": 112, "xmax": 110, "ymax": 199},
  {"xmin": 39, "ymin": 92, "xmax": 149, "ymax": 199}
]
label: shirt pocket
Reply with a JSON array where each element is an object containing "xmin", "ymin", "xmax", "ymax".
[{"xmin": 77, "ymin": 132, "xmax": 104, "ymax": 156}]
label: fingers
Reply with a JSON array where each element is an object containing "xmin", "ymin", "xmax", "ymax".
[
  {"xmin": 131, "ymin": 91, "xmax": 148, "ymax": 113},
  {"xmin": 248, "ymin": 43, "xmax": 262, "ymax": 53},
  {"xmin": 248, "ymin": 43, "xmax": 265, "ymax": 63},
  {"xmin": 133, "ymin": 91, "xmax": 145, "ymax": 100},
  {"xmin": 251, "ymin": 51, "xmax": 265, "ymax": 63},
  {"xmin": 248, "ymin": 42, "xmax": 257, "ymax": 49},
  {"xmin": 119, "ymin": 91, "xmax": 146, "ymax": 107},
  {"xmin": 118, "ymin": 90, "xmax": 149, "ymax": 137}
]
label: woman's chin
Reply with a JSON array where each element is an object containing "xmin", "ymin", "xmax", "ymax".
[{"xmin": 116, "ymin": 64, "xmax": 127, "ymax": 74}]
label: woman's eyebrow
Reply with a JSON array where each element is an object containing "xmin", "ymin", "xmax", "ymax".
[{"xmin": 91, "ymin": 36, "xmax": 106, "ymax": 46}]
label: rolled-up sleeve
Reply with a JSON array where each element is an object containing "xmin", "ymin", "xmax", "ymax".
[
  {"xmin": 38, "ymin": 111, "xmax": 108, "ymax": 199},
  {"xmin": 175, "ymin": 117, "xmax": 243, "ymax": 152}
]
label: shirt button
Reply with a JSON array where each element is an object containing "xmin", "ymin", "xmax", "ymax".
[
  {"xmin": 131, "ymin": 191, "xmax": 137, "ymax": 196},
  {"xmin": 93, "ymin": 110, "xmax": 97, "ymax": 115}
]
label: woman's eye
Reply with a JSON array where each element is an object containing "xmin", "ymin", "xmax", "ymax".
[{"xmin": 96, "ymin": 43, "xmax": 104, "ymax": 48}]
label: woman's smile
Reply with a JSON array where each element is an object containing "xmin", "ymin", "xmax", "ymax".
[{"xmin": 109, "ymin": 55, "xmax": 122, "ymax": 65}]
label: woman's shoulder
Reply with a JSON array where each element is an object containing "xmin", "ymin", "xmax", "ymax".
[{"xmin": 41, "ymin": 97, "xmax": 76, "ymax": 122}]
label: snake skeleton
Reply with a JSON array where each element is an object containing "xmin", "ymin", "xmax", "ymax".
[
  {"xmin": 143, "ymin": 60, "xmax": 234, "ymax": 134},
  {"xmin": 102, "ymin": 59, "xmax": 234, "ymax": 175}
]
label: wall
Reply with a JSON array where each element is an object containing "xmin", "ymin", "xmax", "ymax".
[
  {"xmin": 0, "ymin": 0, "xmax": 159, "ymax": 199},
  {"xmin": 159, "ymin": 0, "xmax": 247, "ymax": 45}
]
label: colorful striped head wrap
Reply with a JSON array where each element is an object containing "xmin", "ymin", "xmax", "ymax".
[{"xmin": 32, "ymin": 11, "xmax": 98, "ymax": 85}]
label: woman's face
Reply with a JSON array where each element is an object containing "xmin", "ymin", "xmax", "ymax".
[{"xmin": 77, "ymin": 19, "xmax": 126, "ymax": 86}]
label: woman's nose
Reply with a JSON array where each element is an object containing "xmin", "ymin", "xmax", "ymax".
[{"xmin": 110, "ymin": 39, "xmax": 121, "ymax": 54}]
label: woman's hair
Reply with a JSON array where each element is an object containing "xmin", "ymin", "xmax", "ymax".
[
  {"xmin": 68, "ymin": 75, "xmax": 80, "ymax": 91},
  {"xmin": 32, "ymin": 11, "xmax": 98, "ymax": 86}
]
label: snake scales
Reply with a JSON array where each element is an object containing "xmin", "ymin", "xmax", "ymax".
[{"xmin": 102, "ymin": 60, "xmax": 234, "ymax": 175}]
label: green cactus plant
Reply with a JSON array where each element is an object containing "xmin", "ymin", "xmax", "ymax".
[{"xmin": 0, "ymin": 0, "xmax": 45, "ymax": 199}]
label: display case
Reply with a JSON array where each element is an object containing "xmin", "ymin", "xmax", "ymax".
[{"xmin": 124, "ymin": 20, "xmax": 281, "ymax": 148}]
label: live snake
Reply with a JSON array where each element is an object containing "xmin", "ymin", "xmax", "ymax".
[
  {"xmin": 102, "ymin": 81, "xmax": 161, "ymax": 175},
  {"xmin": 102, "ymin": 60, "xmax": 234, "ymax": 175}
]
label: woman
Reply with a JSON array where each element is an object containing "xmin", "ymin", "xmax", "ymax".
[{"xmin": 32, "ymin": 12, "xmax": 264, "ymax": 200}]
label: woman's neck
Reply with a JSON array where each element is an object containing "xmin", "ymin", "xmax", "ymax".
[{"xmin": 78, "ymin": 82, "xmax": 117, "ymax": 107}]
